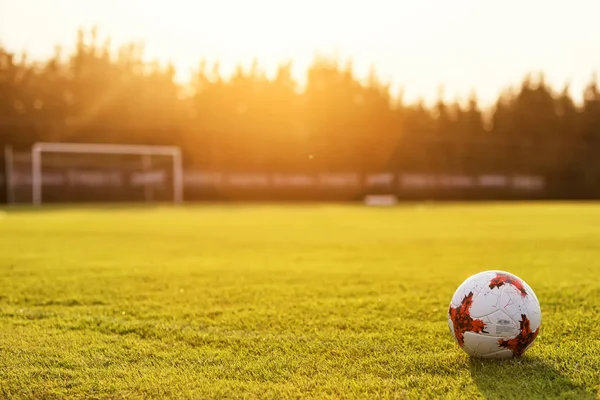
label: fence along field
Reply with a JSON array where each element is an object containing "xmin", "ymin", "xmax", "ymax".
[{"xmin": 3, "ymin": 145, "xmax": 545, "ymax": 204}]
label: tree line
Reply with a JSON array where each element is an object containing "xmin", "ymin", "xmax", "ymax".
[{"xmin": 1, "ymin": 28, "xmax": 600, "ymax": 196}]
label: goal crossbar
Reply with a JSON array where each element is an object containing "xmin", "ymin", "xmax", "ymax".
[{"xmin": 31, "ymin": 142, "xmax": 183, "ymax": 205}]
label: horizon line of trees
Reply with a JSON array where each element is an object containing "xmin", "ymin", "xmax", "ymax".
[{"xmin": 1, "ymin": 28, "xmax": 600, "ymax": 196}]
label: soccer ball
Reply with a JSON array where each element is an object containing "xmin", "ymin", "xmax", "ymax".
[{"xmin": 448, "ymin": 270, "xmax": 541, "ymax": 359}]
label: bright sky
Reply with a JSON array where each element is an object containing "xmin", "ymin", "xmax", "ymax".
[{"xmin": 1, "ymin": 0, "xmax": 600, "ymax": 105}]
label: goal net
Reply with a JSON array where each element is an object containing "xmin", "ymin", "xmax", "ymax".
[{"xmin": 5, "ymin": 143, "xmax": 183, "ymax": 205}]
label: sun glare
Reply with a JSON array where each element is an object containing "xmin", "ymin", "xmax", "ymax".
[
  {"xmin": 2, "ymin": 0, "xmax": 600, "ymax": 104},
  {"xmin": 119, "ymin": 0, "xmax": 456, "ymax": 98},
  {"xmin": 130, "ymin": 0, "xmax": 407, "ymax": 84}
]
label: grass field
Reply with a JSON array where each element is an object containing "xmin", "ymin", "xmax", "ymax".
[{"xmin": 0, "ymin": 203, "xmax": 599, "ymax": 399}]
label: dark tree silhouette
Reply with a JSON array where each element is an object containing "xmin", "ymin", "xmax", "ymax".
[{"xmin": 1, "ymin": 27, "xmax": 600, "ymax": 199}]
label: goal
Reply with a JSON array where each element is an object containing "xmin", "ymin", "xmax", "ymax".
[{"xmin": 29, "ymin": 142, "xmax": 183, "ymax": 205}]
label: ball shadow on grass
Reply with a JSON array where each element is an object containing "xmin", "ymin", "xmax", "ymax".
[{"xmin": 469, "ymin": 356, "xmax": 595, "ymax": 400}]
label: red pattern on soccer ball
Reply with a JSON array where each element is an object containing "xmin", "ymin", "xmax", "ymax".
[
  {"xmin": 448, "ymin": 292, "xmax": 488, "ymax": 347},
  {"xmin": 498, "ymin": 314, "xmax": 540, "ymax": 357},
  {"xmin": 488, "ymin": 273, "xmax": 528, "ymax": 297}
]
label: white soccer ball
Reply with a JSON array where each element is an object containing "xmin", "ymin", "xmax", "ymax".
[{"xmin": 448, "ymin": 270, "xmax": 541, "ymax": 359}]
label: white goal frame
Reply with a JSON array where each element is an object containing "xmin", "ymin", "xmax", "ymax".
[{"xmin": 31, "ymin": 142, "xmax": 183, "ymax": 206}]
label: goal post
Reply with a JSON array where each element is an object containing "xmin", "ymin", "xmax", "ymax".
[
  {"xmin": 31, "ymin": 142, "xmax": 183, "ymax": 206},
  {"xmin": 4, "ymin": 145, "xmax": 15, "ymax": 205}
]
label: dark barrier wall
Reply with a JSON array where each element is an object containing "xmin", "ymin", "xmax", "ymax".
[{"xmin": 3, "ymin": 168, "xmax": 550, "ymax": 204}]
